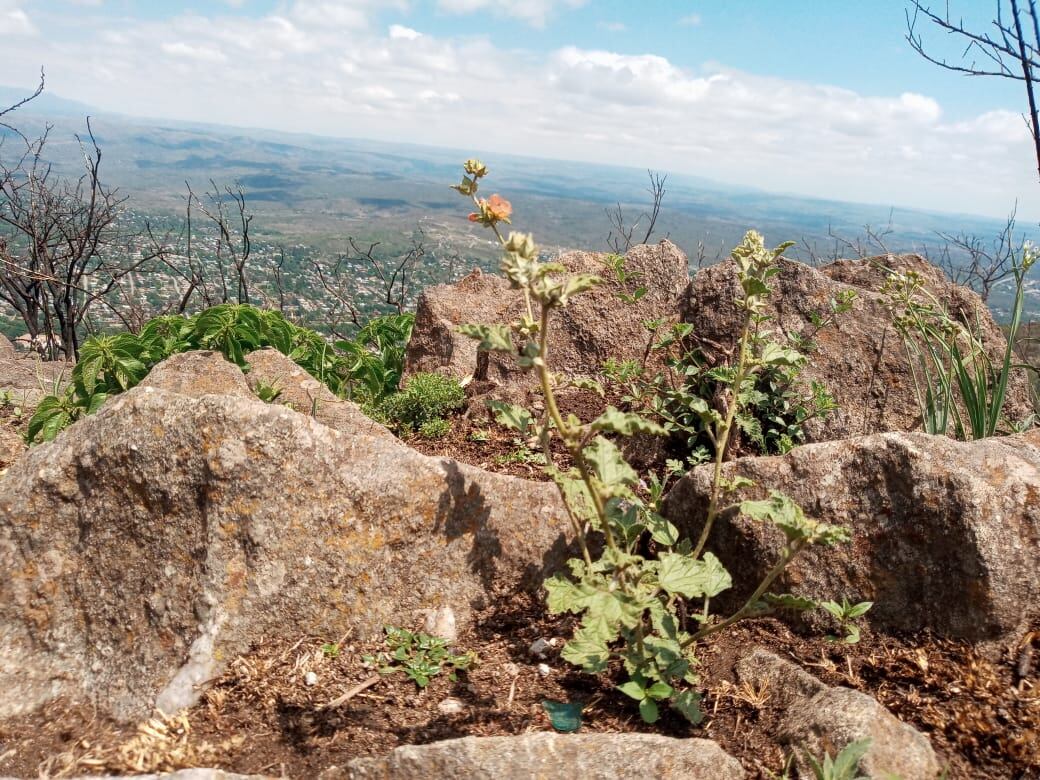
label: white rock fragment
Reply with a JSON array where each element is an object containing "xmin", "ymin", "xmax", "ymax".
[
  {"xmin": 537, "ymin": 663, "xmax": 551, "ymax": 677},
  {"xmin": 304, "ymin": 671, "xmax": 318, "ymax": 687},
  {"xmin": 437, "ymin": 697, "xmax": 465, "ymax": 715}
]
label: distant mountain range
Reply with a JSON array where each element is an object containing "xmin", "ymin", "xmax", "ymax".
[{"xmin": 1, "ymin": 85, "xmax": 1036, "ymax": 320}]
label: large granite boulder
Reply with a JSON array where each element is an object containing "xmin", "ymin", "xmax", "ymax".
[
  {"xmin": 404, "ymin": 240, "xmax": 690, "ymax": 385},
  {"xmin": 662, "ymin": 429, "xmax": 1040, "ymax": 645},
  {"xmin": 682, "ymin": 253, "xmax": 1034, "ymax": 441},
  {"xmin": 0, "ymin": 365, "xmax": 571, "ymax": 722}
]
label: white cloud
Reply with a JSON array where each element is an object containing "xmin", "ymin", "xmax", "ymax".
[
  {"xmin": 0, "ymin": 2, "xmax": 35, "ymax": 36},
  {"xmin": 161, "ymin": 41, "xmax": 228, "ymax": 64},
  {"xmin": 678, "ymin": 13, "xmax": 701, "ymax": 26},
  {"xmin": 1, "ymin": 8, "xmax": 1035, "ymax": 218},
  {"xmin": 389, "ymin": 24, "xmax": 421, "ymax": 40},
  {"xmin": 437, "ymin": 0, "xmax": 586, "ymax": 28}
]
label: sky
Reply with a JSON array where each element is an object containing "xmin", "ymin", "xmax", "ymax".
[{"xmin": 0, "ymin": 0, "xmax": 1036, "ymax": 220}]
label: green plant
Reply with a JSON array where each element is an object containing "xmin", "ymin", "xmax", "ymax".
[
  {"xmin": 882, "ymin": 246, "xmax": 1036, "ymax": 439},
  {"xmin": 321, "ymin": 642, "xmax": 341, "ymax": 659},
  {"xmin": 362, "ymin": 626, "xmax": 475, "ymax": 688},
  {"xmin": 253, "ymin": 379, "xmax": 283, "ymax": 403},
  {"xmin": 378, "ymin": 372, "xmax": 465, "ymax": 435},
  {"xmin": 602, "ymin": 253, "xmax": 647, "ymax": 304},
  {"xmin": 418, "ymin": 417, "xmax": 451, "ymax": 439},
  {"xmin": 25, "ymin": 305, "xmax": 415, "ymax": 444},
  {"xmin": 819, "ymin": 598, "xmax": 873, "ymax": 644},
  {"xmin": 803, "ymin": 738, "xmax": 872, "ymax": 780},
  {"xmin": 453, "ymin": 160, "xmax": 851, "ymax": 725}
]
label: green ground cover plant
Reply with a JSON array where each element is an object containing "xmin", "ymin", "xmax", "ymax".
[
  {"xmin": 452, "ymin": 159, "xmax": 862, "ymax": 725},
  {"xmin": 362, "ymin": 626, "xmax": 476, "ymax": 688},
  {"xmin": 26, "ymin": 305, "xmax": 414, "ymax": 443}
]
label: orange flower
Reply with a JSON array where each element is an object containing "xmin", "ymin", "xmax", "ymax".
[{"xmin": 487, "ymin": 193, "xmax": 512, "ymax": 221}]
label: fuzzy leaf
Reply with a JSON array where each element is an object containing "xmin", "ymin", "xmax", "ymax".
[
  {"xmin": 457, "ymin": 323, "xmax": 515, "ymax": 353},
  {"xmin": 591, "ymin": 406, "xmax": 668, "ymax": 436},
  {"xmin": 583, "ymin": 436, "xmax": 638, "ymax": 493},
  {"xmin": 486, "ymin": 400, "xmax": 533, "ymax": 433},
  {"xmin": 671, "ymin": 690, "xmax": 704, "ymax": 725},
  {"xmin": 657, "ymin": 551, "xmax": 732, "ymax": 599},
  {"xmin": 638, "ymin": 698, "xmax": 659, "ymax": 723}
]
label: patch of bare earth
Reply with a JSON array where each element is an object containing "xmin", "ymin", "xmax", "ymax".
[{"xmin": 1, "ymin": 585, "xmax": 1036, "ymax": 779}]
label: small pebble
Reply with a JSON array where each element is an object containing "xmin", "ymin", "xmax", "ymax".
[
  {"xmin": 537, "ymin": 663, "xmax": 551, "ymax": 677},
  {"xmin": 304, "ymin": 671, "xmax": 318, "ymax": 686},
  {"xmin": 529, "ymin": 638, "xmax": 551, "ymax": 657},
  {"xmin": 503, "ymin": 662, "xmax": 520, "ymax": 677},
  {"xmin": 438, "ymin": 697, "xmax": 465, "ymax": 715}
]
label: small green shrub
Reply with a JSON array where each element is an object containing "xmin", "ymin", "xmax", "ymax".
[
  {"xmin": 362, "ymin": 626, "xmax": 476, "ymax": 688},
  {"xmin": 803, "ymin": 738, "xmax": 872, "ymax": 780},
  {"xmin": 26, "ymin": 305, "xmax": 414, "ymax": 444},
  {"xmin": 378, "ymin": 372, "xmax": 465, "ymax": 435},
  {"xmin": 418, "ymin": 417, "xmax": 451, "ymax": 439}
]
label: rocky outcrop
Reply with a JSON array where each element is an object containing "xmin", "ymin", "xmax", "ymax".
[
  {"xmin": 0, "ymin": 375, "xmax": 571, "ymax": 722},
  {"xmin": 404, "ymin": 241, "xmax": 690, "ymax": 385},
  {"xmin": 662, "ymin": 429, "xmax": 1040, "ymax": 645},
  {"xmin": 140, "ymin": 351, "xmax": 254, "ymax": 399},
  {"xmin": 682, "ymin": 253, "xmax": 1034, "ymax": 441},
  {"xmin": 737, "ymin": 649, "xmax": 939, "ymax": 779},
  {"xmin": 244, "ymin": 348, "xmax": 393, "ymax": 439},
  {"xmin": 339, "ymin": 733, "xmax": 744, "ymax": 779}
]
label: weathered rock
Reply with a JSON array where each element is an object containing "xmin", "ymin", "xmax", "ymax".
[
  {"xmin": 0, "ymin": 345, "xmax": 69, "ymax": 407},
  {"xmin": 140, "ymin": 351, "xmax": 253, "ymax": 399},
  {"xmin": 0, "ymin": 334, "xmax": 14, "ymax": 359},
  {"xmin": 0, "ymin": 381, "xmax": 571, "ymax": 722},
  {"xmin": 662, "ymin": 429, "xmax": 1040, "ymax": 645},
  {"xmin": 244, "ymin": 348, "xmax": 393, "ymax": 439},
  {"xmin": 404, "ymin": 241, "xmax": 690, "ymax": 386},
  {"xmin": 737, "ymin": 649, "xmax": 939, "ymax": 779},
  {"xmin": 682, "ymin": 253, "xmax": 1034, "ymax": 442},
  {"xmin": 339, "ymin": 733, "xmax": 743, "ymax": 779}
]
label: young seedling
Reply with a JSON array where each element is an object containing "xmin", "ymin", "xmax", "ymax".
[{"xmin": 363, "ymin": 626, "xmax": 476, "ymax": 689}]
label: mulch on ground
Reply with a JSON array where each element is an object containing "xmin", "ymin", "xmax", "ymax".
[{"xmin": 2, "ymin": 585, "xmax": 1036, "ymax": 779}]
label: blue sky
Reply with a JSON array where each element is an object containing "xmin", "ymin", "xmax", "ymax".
[{"xmin": 0, "ymin": 1, "xmax": 1035, "ymax": 218}]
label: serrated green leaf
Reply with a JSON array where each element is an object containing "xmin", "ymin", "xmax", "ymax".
[
  {"xmin": 671, "ymin": 690, "xmax": 704, "ymax": 724},
  {"xmin": 645, "ymin": 511, "xmax": 679, "ymax": 546},
  {"xmin": 457, "ymin": 323, "xmax": 515, "ymax": 353},
  {"xmin": 590, "ymin": 406, "xmax": 668, "ymax": 436},
  {"xmin": 760, "ymin": 341, "xmax": 804, "ymax": 367},
  {"xmin": 560, "ymin": 622, "xmax": 611, "ymax": 673},
  {"xmin": 657, "ymin": 551, "xmax": 732, "ymax": 599},
  {"xmin": 583, "ymin": 436, "xmax": 638, "ymax": 494},
  {"xmin": 486, "ymin": 399, "xmax": 533, "ymax": 433},
  {"xmin": 646, "ymin": 681, "xmax": 673, "ymax": 700}
]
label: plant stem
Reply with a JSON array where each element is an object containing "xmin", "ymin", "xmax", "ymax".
[{"xmin": 692, "ymin": 311, "xmax": 752, "ymax": 560}]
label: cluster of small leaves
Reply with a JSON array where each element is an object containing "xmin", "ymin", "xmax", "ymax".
[
  {"xmin": 27, "ymin": 304, "xmax": 414, "ymax": 443},
  {"xmin": 620, "ymin": 290, "xmax": 847, "ymax": 462},
  {"xmin": 881, "ymin": 248, "xmax": 1036, "ymax": 439},
  {"xmin": 362, "ymin": 626, "xmax": 476, "ymax": 688},
  {"xmin": 820, "ymin": 597, "xmax": 874, "ymax": 644},
  {"xmin": 804, "ymin": 738, "xmax": 872, "ymax": 780},
  {"xmin": 374, "ymin": 371, "xmax": 465, "ymax": 437},
  {"xmin": 452, "ymin": 160, "xmax": 861, "ymax": 726}
]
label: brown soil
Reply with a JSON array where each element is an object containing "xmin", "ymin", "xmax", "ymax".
[{"xmin": 1, "ymin": 586, "xmax": 1036, "ymax": 779}]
